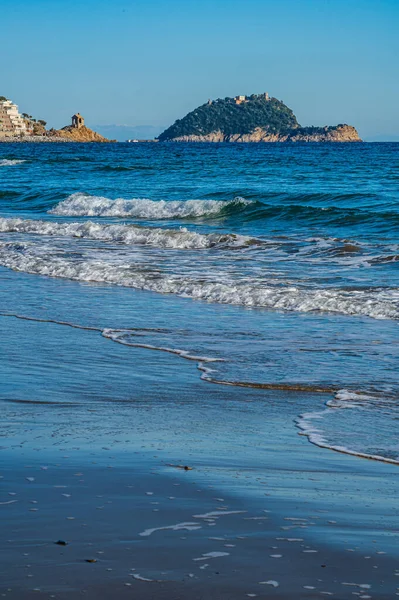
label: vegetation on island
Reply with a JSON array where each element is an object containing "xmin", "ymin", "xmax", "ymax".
[
  {"xmin": 158, "ymin": 95, "xmax": 299, "ymax": 140},
  {"xmin": 158, "ymin": 95, "xmax": 361, "ymax": 142},
  {"xmin": 21, "ymin": 113, "xmax": 47, "ymax": 135},
  {"xmin": 293, "ymin": 125, "xmax": 343, "ymax": 135}
]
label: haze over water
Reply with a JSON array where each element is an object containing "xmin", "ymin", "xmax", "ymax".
[{"xmin": 0, "ymin": 142, "xmax": 398, "ymax": 464}]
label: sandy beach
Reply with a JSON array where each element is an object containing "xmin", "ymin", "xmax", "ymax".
[{"xmin": 1, "ymin": 411, "xmax": 398, "ymax": 599}]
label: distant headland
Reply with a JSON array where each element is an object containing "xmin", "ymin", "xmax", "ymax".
[
  {"xmin": 0, "ymin": 97, "xmax": 111, "ymax": 142},
  {"xmin": 158, "ymin": 93, "xmax": 361, "ymax": 143}
]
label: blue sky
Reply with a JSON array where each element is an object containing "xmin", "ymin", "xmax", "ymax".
[{"xmin": 1, "ymin": 0, "xmax": 398, "ymax": 140}]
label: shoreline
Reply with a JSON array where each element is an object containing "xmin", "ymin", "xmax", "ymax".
[
  {"xmin": 0, "ymin": 137, "xmax": 364, "ymax": 144},
  {"xmin": 0, "ymin": 136, "xmax": 73, "ymax": 143},
  {"xmin": 0, "ymin": 137, "xmax": 116, "ymax": 144},
  {"xmin": 1, "ymin": 138, "xmax": 395, "ymax": 145}
]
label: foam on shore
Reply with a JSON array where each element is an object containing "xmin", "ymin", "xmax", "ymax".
[
  {"xmin": 0, "ymin": 241, "xmax": 398, "ymax": 320},
  {"xmin": 296, "ymin": 390, "xmax": 399, "ymax": 465}
]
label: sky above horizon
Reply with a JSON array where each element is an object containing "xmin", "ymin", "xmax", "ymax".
[{"xmin": 1, "ymin": 0, "xmax": 398, "ymax": 140}]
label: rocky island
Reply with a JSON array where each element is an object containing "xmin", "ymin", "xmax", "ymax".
[{"xmin": 158, "ymin": 94, "xmax": 361, "ymax": 143}]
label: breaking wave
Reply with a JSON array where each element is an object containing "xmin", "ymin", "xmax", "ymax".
[
  {"xmin": 0, "ymin": 241, "xmax": 398, "ymax": 320},
  {"xmin": 0, "ymin": 159, "xmax": 26, "ymax": 167},
  {"xmin": 26, "ymin": 192, "xmax": 399, "ymax": 232},
  {"xmin": 0, "ymin": 217, "xmax": 255, "ymax": 249},
  {"xmin": 49, "ymin": 193, "xmax": 252, "ymax": 219}
]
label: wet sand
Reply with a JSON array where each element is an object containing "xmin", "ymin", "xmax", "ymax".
[{"xmin": 1, "ymin": 444, "xmax": 398, "ymax": 599}]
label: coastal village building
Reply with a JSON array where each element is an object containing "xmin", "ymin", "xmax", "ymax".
[
  {"xmin": 71, "ymin": 113, "xmax": 84, "ymax": 129},
  {"xmin": 0, "ymin": 99, "xmax": 27, "ymax": 137}
]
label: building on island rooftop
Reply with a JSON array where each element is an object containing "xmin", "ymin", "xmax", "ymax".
[
  {"xmin": 234, "ymin": 93, "xmax": 270, "ymax": 105},
  {"xmin": 235, "ymin": 95, "xmax": 247, "ymax": 105}
]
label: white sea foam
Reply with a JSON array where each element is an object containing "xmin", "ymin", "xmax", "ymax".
[
  {"xmin": 49, "ymin": 192, "xmax": 252, "ymax": 219},
  {"xmin": 0, "ymin": 217, "xmax": 254, "ymax": 249},
  {"xmin": 131, "ymin": 574, "xmax": 154, "ymax": 582},
  {"xmin": 0, "ymin": 242, "xmax": 398, "ymax": 320},
  {"xmin": 102, "ymin": 328, "xmax": 221, "ymax": 364},
  {"xmin": 297, "ymin": 390, "xmax": 399, "ymax": 465},
  {"xmin": 192, "ymin": 510, "xmax": 246, "ymax": 519},
  {"xmin": 326, "ymin": 389, "xmax": 376, "ymax": 410},
  {"xmin": 139, "ymin": 522, "xmax": 202, "ymax": 537},
  {"xmin": 0, "ymin": 159, "xmax": 26, "ymax": 166},
  {"xmin": 193, "ymin": 551, "xmax": 230, "ymax": 561}
]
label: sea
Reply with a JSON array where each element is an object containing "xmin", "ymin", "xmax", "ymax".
[{"xmin": 0, "ymin": 141, "xmax": 398, "ymax": 468}]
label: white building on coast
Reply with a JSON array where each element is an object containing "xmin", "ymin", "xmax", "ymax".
[{"xmin": 0, "ymin": 98, "xmax": 28, "ymax": 137}]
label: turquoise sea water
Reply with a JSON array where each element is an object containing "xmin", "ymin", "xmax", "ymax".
[{"xmin": 0, "ymin": 142, "xmax": 398, "ymax": 465}]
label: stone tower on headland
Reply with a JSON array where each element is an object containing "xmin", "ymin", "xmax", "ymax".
[{"xmin": 71, "ymin": 113, "xmax": 84, "ymax": 129}]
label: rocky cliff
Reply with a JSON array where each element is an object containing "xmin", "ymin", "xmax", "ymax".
[
  {"xmin": 170, "ymin": 125, "xmax": 361, "ymax": 143},
  {"xmin": 158, "ymin": 95, "xmax": 361, "ymax": 143},
  {"xmin": 285, "ymin": 125, "xmax": 361, "ymax": 143}
]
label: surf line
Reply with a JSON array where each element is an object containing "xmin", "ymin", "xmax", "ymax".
[
  {"xmin": 0, "ymin": 311, "xmax": 336, "ymax": 395},
  {"xmin": 0, "ymin": 312, "xmax": 102, "ymax": 332},
  {"xmin": 0, "ymin": 312, "xmax": 168, "ymax": 334},
  {"xmin": 1, "ymin": 311, "xmax": 396, "ymax": 466},
  {"xmin": 295, "ymin": 412, "xmax": 399, "ymax": 466},
  {"xmin": 101, "ymin": 329, "xmax": 339, "ymax": 393}
]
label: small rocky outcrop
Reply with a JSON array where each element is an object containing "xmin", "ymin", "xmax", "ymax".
[
  {"xmin": 285, "ymin": 125, "xmax": 361, "ymax": 143},
  {"xmin": 53, "ymin": 125, "xmax": 110, "ymax": 142}
]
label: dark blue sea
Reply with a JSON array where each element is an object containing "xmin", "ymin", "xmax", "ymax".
[{"xmin": 0, "ymin": 142, "xmax": 398, "ymax": 466}]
